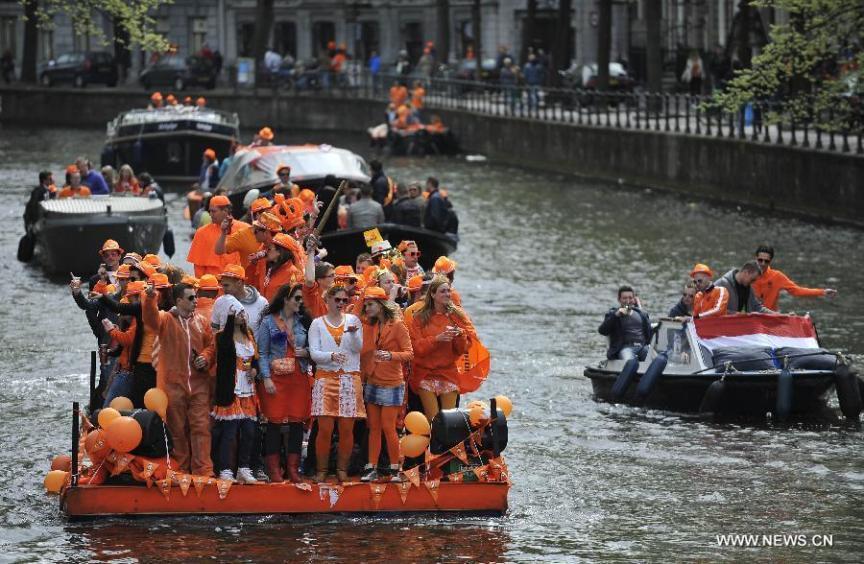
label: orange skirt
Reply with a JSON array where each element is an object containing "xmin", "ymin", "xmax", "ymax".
[
  {"xmin": 257, "ymin": 367, "xmax": 312, "ymax": 424},
  {"xmin": 311, "ymin": 372, "xmax": 366, "ymax": 419},
  {"xmin": 211, "ymin": 394, "xmax": 258, "ymax": 421}
]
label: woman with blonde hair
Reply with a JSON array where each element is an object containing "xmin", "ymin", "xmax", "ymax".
[{"xmin": 115, "ymin": 164, "xmax": 140, "ymax": 194}]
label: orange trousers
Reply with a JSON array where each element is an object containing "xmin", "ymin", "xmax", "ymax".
[{"xmin": 165, "ymin": 375, "xmax": 214, "ymax": 476}]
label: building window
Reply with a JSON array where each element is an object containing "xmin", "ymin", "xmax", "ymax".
[
  {"xmin": 402, "ymin": 21, "xmax": 423, "ymax": 64},
  {"xmin": 356, "ymin": 21, "xmax": 379, "ymax": 63},
  {"xmin": 237, "ymin": 22, "xmax": 254, "ymax": 57},
  {"xmin": 0, "ymin": 16, "xmax": 16, "ymax": 56},
  {"xmin": 73, "ymin": 29, "xmax": 91, "ymax": 52},
  {"xmin": 190, "ymin": 17, "xmax": 207, "ymax": 54},
  {"xmin": 312, "ymin": 21, "xmax": 335, "ymax": 55},
  {"xmin": 274, "ymin": 21, "xmax": 297, "ymax": 58}
]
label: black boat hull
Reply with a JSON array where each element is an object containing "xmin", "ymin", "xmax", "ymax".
[
  {"xmin": 320, "ymin": 224, "xmax": 457, "ymax": 269},
  {"xmin": 584, "ymin": 367, "xmax": 836, "ymax": 416},
  {"xmin": 35, "ymin": 214, "xmax": 167, "ymax": 275},
  {"xmin": 102, "ymin": 133, "xmax": 235, "ymax": 184}
]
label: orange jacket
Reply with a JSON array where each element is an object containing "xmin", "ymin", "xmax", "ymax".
[
  {"xmin": 187, "ymin": 221, "xmax": 248, "ymax": 277},
  {"xmin": 58, "ymin": 186, "xmax": 91, "ymax": 198},
  {"xmin": 225, "ymin": 226, "xmax": 264, "ymax": 288},
  {"xmin": 408, "ymin": 308, "xmax": 476, "ymax": 388},
  {"xmin": 142, "ymin": 292, "xmax": 215, "ymax": 390},
  {"xmin": 262, "ymin": 263, "xmax": 302, "ymax": 302},
  {"xmin": 693, "ymin": 285, "xmax": 729, "ymax": 318},
  {"xmin": 195, "ymin": 296, "xmax": 216, "ymax": 325},
  {"xmin": 110, "ymin": 319, "xmax": 137, "ymax": 371},
  {"xmin": 302, "ymin": 281, "xmax": 328, "ymax": 319},
  {"xmin": 752, "ymin": 266, "xmax": 825, "ymax": 311},
  {"xmin": 361, "ymin": 318, "xmax": 413, "ymax": 386}
]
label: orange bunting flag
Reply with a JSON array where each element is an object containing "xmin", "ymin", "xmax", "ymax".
[
  {"xmin": 450, "ymin": 443, "xmax": 469, "ymax": 464},
  {"xmin": 112, "ymin": 453, "xmax": 133, "ymax": 475},
  {"xmin": 216, "ymin": 478, "xmax": 232, "ymax": 500},
  {"xmin": 146, "ymin": 478, "xmax": 153, "ymax": 489},
  {"xmin": 177, "ymin": 474, "xmax": 192, "ymax": 497},
  {"xmin": 139, "ymin": 460, "xmax": 158, "ymax": 481},
  {"xmin": 396, "ymin": 480, "xmax": 411, "ymax": 504},
  {"xmin": 472, "ymin": 465, "xmax": 489, "ymax": 482},
  {"xmin": 192, "ymin": 475, "xmax": 209, "ymax": 498},
  {"xmin": 369, "ymin": 483, "xmax": 387, "ymax": 509},
  {"xmin": 294, "ymin": 482, "xmax": 313, "ymax": 492},
  {"xmin": 449, "ymin": 471, "xmax": 464, "ymax": 483},
  {"xmin": 158, "ymin": 478, "xmax": 171, "ymax": 500},
  {"xmin": 403, "ymin": 466, "xmax": 421, "ymax": 488},
  {"xmin": 424, "ymin": 479, "xmax": 440, "ymax": 504}
]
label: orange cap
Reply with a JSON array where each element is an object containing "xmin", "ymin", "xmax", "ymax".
[
  {"xmin": 407, "ymin": 275, "xmax": 424, "ymax": 292},
  {"xmin": 99, "ymin": 239, "xmax": 124, "ymax": 256},
  {"xmin": 250, "ymin": 197, "xmax": 272, "ymax": 215},
  {"xmin": 150, "ymin": 92, "xmax": 162, "ymax": 102},
  {"xmin": 125, "ymin": 281, "xmax": 147, "ymax": 296},
  {"xmin": 432, "ymin": 256, "xmax": 457, "ymax": 274},
  {"xmin": 272, "ymin": 233, "xmax": 302, "ymax": 253},
  {"xmin": 66, "ymin": 164, "xmax": 79, "ymax": 175},
  {"xmin": 135, "ymin": 262, "xmax": 156, "ymax": 279},
  {"xmin": 149, "ymin": 272, "xmax": 171, "ymax": 289},
  {"xmin": 181, "ymin": 275, "xmax": 199, "ymax": 287},
  {"xmin": 219, "ymin": 264, "xmax": 246, "ymax": 280},
  {"xmin": 690, "ymin": 263, "xmax": 714, "ymax": 278},
  {"xmin": 143, "ymin": 253, "xmax": 161, "ymax": 267},
  {"xmin": 198, "ymin": 274, "xmax": 220, "ymax": 291},
  {"xmin": 115, "ymin": 264, "xmax": 132, "ymax": 279},
  {"xmin": 334, "ymin": 265, "xmax": 356, "ymax": 278},
  {"xmin": 204, "ymin": 148, "xmax": 216, "ymax": 160},
  {"xmin": 196, "ymin": 97, "xmax": 206, "ymax": 107},
  {"xmin": 258, "ymin": 127, "xmax": 274, "ymax": 141},
  {"xmin": 209, "ymin": 195, "xmax": 231, "ymax": 210},
  {"xmin": 253, "ymin": 211, "xmax": 283, "ymax": 232},
  {"xmin": 363, "ymin": 286, "xmax": 388, "ymax": 301}
]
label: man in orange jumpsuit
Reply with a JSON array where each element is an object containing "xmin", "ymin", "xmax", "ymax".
[
  {"xmin": 142, "ymin": 282, "xmax": 216, "ymax": 476},
  {"xmin": 187, "ymin": 195, "xmax": 248, "ymax": 277},
  {"xmin": 691, "ymin": 263, "xmax": 729, "ymax": 318},
  {"xmin": 195, "ymin": 274, "xmax": 220, "ymax": 323},
  {"xmin": 751, "ymin": 245, "xmax": 837, "ymax": 311},
  {"xmin": 215, "ymin": 210, "xmax": 281, "ymax": 289}
]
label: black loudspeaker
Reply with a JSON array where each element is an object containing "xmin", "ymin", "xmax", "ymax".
[{"xmin": 429, "ymin": 408, "xmax": 508, "ymax": 455}]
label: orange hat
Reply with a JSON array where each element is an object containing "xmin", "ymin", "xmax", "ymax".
[
  {"xmin": 196, "ymin": 97, "xmax": 206, "ymax": 107},
  {"xmin": 99, "ymin": 239, "xmax": 124, "ymax": 256},
  {"xmin": 125, "ymin": 281, "xmax": 146, "ymax": 297},
  {"xmin": 273, "ymin": 197, "xmax": 305, "ymax": 231},
  {"xmin": 334, "ymin": 265, "xmax": 357, "ymax": 283},
  {"xmin": 253, "ymin": 211, "xmax": 283, "ymax": 233},
  {"xmin": 198, "ymin": 274, "xmax": 220, "ymax": 291},
  {"xmin": 135, "ymin": 262, "xmax": 156, "ymax": 279},
  {"xmin": 204, "ymin": 148, "xmax": 216, "ymax": 161},
  {"xmin": 298, "ymin": 188, "xmax": 315, "ymax": 204},
  {"xmin": 258, "ymin": 127, "xmax": 274, "ymax": 141},
  {"xmin": 123, "ymin": 252, "xmax": 142, "ymax": 264},
  {"xmin": 250, "ymin": 197, "xmax": 272, "ymax": 215},
  {"xmin": 364, "ymin": 286, "xmax": 387, "ymax": 300},
  {"xmin": 149, "ymin": 272, "xmax": 171, "ymax": 289},
  {"xmin": 432, "ymin": 256, "xmax": 457, "ymax": 274},
  {"xmin": 209, "ymin": 195, "xmax": 231, "ymax": 210},
  {"xmin": 406, "ymin": 275, "xmax": 424, "ymax": 292},
  {"xmin": 115, "ymin": 264, "xmax": 132, "ymax": 279},
  {"xmin": 272, "ymin": 233, "xmax": 302, "ymax": 253},
  {"xmin": 181, "ymin": 275, "xmax": 199, "ymax": 287},
  {"xmin": 219, "ymin": 264, "xmax": 246, "ymax": 280},
  {"xmin": 690, "ymin": 263, "xmax": 714, "ymax": 278},
  {"xmin": 397, "ymin": 240, "xmax": 418, "ymax": 253},
  {"xmin": 66, "ymin": 164, "xmax": 79, "ymax": 175},
  {"xmin": 150, "ymin": 92, "xmax": 162, "ymax": 102},
  {"xmin": 143, "ymin": 253, "xmax": 161, "ymax": 268}
]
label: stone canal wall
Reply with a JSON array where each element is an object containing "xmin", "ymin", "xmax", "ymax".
[{"xmin": 2, "ymin": 86, "xmax": 861, "ymax": 226}]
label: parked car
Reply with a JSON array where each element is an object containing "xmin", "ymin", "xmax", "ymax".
[
  {"xmin": 572, "ymin": 62, "xmax": 636, "ymax": 92},
  {"xmin": 139, "ymin": 55, "xmax": 217, "ymax": 91},
  {"xmin": 39, "ymin": 51, "xmax": 118, "ymax": 88}
]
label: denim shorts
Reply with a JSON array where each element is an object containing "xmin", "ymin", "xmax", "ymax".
[{"xmin": 363, "ymin": 383, "xmax": 406, "ymax": 407}]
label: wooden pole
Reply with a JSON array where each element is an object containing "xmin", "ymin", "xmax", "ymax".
[
  {"xmin": 71, "ymin": 401, "xmax": 80, "ymax": 487},
  {"xmin": 313, "ymin": 180, "xmax": 347, "ymax": 238},
  {"xmin": 89, "ymin": 350, "xmax": 97, "ymax": 414}
]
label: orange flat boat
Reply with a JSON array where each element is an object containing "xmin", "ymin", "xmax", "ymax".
[{"xmin": 61, "ymin": 479, "xmax": 509, "ymax": 518}]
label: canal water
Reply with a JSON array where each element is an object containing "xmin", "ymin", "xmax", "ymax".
[{"xmin": 0, "ymin": 126, "xmax": 862, "ymax": 562}]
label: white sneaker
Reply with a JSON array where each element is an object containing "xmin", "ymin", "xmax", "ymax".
[
  {"xmin": 218, "ymin": 469, "xmax": 235, "ymax": 482},
  {"xmin": 236, "ymin": 467, "xmax": 258, "ymax": 484}
]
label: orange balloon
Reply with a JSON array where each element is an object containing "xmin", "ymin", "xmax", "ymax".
[
  {"xmin": 494, "ymin": 395, "xmax": 513, "ymax": 417},
  {"xmin": 143, "ymin": 388, "xmax": 168, "ymax": 419},
  {"xmin": 84, "ymin": 429, "xmax": 110, "ymax": 463},
  {"xmin": 51, "ymin": 454, "xmax": 72, "ymax": 472},
  {"xmin": 97, "ymin": 407, "xmax": 121, "ymax": 429},
  {"xmin": 105, "ymin": 416, "xmax": 143, "ymax": 453},
  {"xmin": 400, "ymin": 434, "xmax": 429, "ymax": 458},
  {"xmin": 469, "ymin": 404, "xmax": 485, "ymax": 427},
  {"xmin": 109, "ymin": 396, "xmax": 134, "ymax": 411},
  {"xmin": 404, "ymin": 411, "xmax": 431, "ymax": 435},
  {"xmin": 44, "ymin": 469, "xmax": 68, "ymax": 494}
]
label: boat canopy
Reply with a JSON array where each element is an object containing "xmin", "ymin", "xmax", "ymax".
[
  {"xmin": 217, "ymin": 144, "xmax": 370, "ymax": 194},
  {"xmin": 40, "ymin": 195, "xmax": 164, "ymax": 216},
  {"xmin": 107, "ymin": 108, "xmax": 240, "ymax": 138}
]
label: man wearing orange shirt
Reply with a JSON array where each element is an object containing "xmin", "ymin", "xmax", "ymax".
[
  {"xmin": 215, "ymin": 210, "xmax": 281, "ymax": 289},
  {"xmin": 691, "ymin": 263, "xmax": 728, "ymax": 318},
  {"xmin": 57, "ymin": 170, "xmax": 92, "ymax": 199},
  {"xmin": 187, "ymin": 195, "xmax": 248, "ymax": 277},
  {"xmin": 303, "ymin": 236, "xmax": 335, "ymax": 318},
  {"xmin": 751, "ymin": 245, "xmax": 837, "ymax": 311}
]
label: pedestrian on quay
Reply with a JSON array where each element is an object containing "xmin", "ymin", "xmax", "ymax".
[{"xmin": 681, "ymin": 50, "xmax": 704, "ymax": 97}]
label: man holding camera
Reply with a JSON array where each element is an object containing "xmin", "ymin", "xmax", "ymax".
[{"xmin": 598, "ymin": 285, "xmax": 652, "ymax": 361}]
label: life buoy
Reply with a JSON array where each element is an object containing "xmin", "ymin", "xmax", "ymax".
[
  {"xmin": 611, "ymin": 358, "xmax": 639, "ymax": 403},
  {"xmin": 635, "ymin": 352, "xmax": 668, "ymax": 404}
]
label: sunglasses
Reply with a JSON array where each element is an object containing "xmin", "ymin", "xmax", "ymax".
[
  {"xmin": 756, "ymin": 258, "xmax": 771, "ymax": 264},
  {"xmin": 334, "ymin": 297, "xmax": 350, "ymax": 304},
  {"xmin": 406, "ymin": 251, "xmax": 421, "ymax": 257},
  {"xmin": 183, "ymin": 295, "xmax": 197, "ymax": 302},
  {"xmin": 292, "ymin": 295, "xmax": 303, "ymax": 302}
]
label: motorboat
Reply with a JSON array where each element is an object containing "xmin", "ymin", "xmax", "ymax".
[
  {"xmin": 101, "ymin": 107, "xmax": 239, "ymax": 185},
  {"xmin": 23, "ymin": 195, "xmax": 168, "ymax": 275},
  {"xmin": 583, "ymin": 314, "xmax": 862, "ymax": 420}
]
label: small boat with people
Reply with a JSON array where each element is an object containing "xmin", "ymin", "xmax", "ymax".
[
  {"xmin": 584, "ymin": 313, "xmax": 863, "ymax": 421},
  {"xmin": 101, "ymin": 101, "xmax": 239, "ymax": 185}
]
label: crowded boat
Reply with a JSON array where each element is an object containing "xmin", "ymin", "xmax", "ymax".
[
  {"xmin": 368, "ymin": 81, "xmax": 459, "ymax": 156},
  {"xmin": 39, "ymin": 120, "xmax": 509, "ymax": 517},
  {"xmin": 585, "ymin": 248, "xmax": 861, "ymax": 421}
]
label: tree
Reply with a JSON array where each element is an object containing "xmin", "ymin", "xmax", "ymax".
[
  {"xmin": 596, "ymin": 0, "xmax": 612, "ymax": 90},
  {"xmin": 20, "ymin": 0, "xmax": 170, "ymax": 84},
  {"xmin": 715, "ymin": 0, "xmax": 864, "ymax": 131},
  {"xmin": 645, "ymin": 0, "xmax": 663, "ymax": 94},
  {"xmin": 436, "ymin": 0, "xmax": 450, "ymax": 66},
  {"xmin": 251, "ymin": 0, "xmax": 275, "ymax": 67}
]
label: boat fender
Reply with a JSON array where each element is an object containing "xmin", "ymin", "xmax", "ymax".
[
  {"xmin": 698, "ymin": 379, "xmax": 726, "ymax": 415},
  {"xmin": 162, "ymin": 228, "xmax": 176, "ymax": 258},
  {"xmin": 775, "ymin": 368, "xmax": 793, "ymax": 422},
  {"xmin": 834, "ymin": 363, "xmax": 862, "ymax": 421},
  {"xmin": 17, "ymin": 233, "xmax": 35, "ymax": 262},
  {"xmin": 635, "ymin": 352, "xmax": 668, "ymax": 405},
  {"xmin": 611, "ymin": 358, "xmax": 639, "ymax": 403}
]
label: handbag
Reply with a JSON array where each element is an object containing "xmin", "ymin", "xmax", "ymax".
[{"xmin": 270, "ymin": 314, "xmax": 296, "ymax": 375}]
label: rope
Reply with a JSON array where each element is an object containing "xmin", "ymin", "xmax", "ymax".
[{"xmin": 694, "ymin": 350, "xmax": 839, "ymax": 374}]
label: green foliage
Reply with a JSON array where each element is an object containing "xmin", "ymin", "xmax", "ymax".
[
  {"xmin": 25, "ymin": 0, "xmax": 171, "ymax": 52},
  {"xmin": 714, "ymin": 0, "xmax": 863, "ymax": 131}
]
